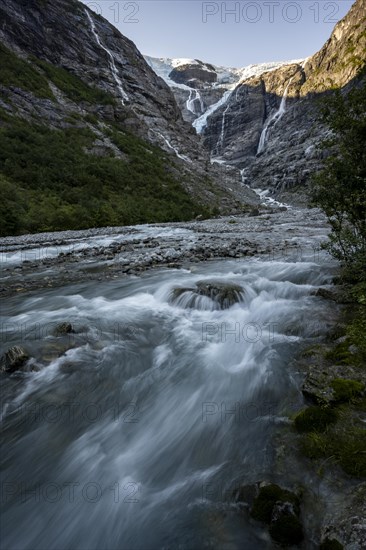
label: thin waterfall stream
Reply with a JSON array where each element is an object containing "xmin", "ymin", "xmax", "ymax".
[
  {"xmin": 257, "ymin": 79, "xmax": 293, "ymax": 155},
  {"xmin": 85, "ymin": 10, "xmax": 129, "ymax": 104}
]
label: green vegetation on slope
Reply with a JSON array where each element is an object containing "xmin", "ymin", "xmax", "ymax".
[
  {"xmin": 0, "ymin": 113, "xmax": 209, "ymax": 235},
  {"xmin": 31, "ymin": 57, "xmax": 116, "ymax": 105},
  {"xmin": 0, "ymin": 41, "xmax": 116, "ymax": 106},
  {"xmin": 0, "ymin": 41, "xmax": 215, "ymax": 236},
  {"xmin": 0, "ymin": 43, "xmax": 54, "ymax": 100}
]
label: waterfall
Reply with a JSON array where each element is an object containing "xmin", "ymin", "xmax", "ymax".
[
  {"xmin": 85, "ymin": 9, "xmax": 129, "ymax": 104},
  {"xmin": 257, "ymin": 78, "xmax": 293, "ymax": 155},
  {"xmin": 197, "ymin": 89, "xmax": 205, "ymax": 113},
  {"xmin": 186, "ymin": 89, "xmax": 194, "ymax": 113},
  {"xmin": 186, "ymin": 89, "xmax": 204, "ymax": 116},
  {"xmin": 215, "ymin": 97, "xmax": 231, "ymax": 154},
  {"xmin": 155, "ymin": 131, "xmax": 192, "ymax": 163}
]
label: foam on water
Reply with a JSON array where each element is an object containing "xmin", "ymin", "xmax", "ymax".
[{"xmin": 0, "ymin": 256, "xmax": 337, "ymax": 549}]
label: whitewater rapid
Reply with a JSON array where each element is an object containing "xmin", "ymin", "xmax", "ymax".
[{"xmin": 0, "ymin": 217, "xmax": 337, "ymax": 549}]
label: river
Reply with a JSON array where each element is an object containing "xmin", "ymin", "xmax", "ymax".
[{"xmin": 0, "ymin": 207, "xmax": 339, "ymax": 549}]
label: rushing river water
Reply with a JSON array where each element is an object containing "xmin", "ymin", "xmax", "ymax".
[{"xmin": 0, "ymin": 213, "xmax": 338, "ymax": 550}]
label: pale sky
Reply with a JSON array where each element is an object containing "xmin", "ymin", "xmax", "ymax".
[{"xmin": 80, "ymin": 0, "xmax": 354, "ymax": 67}]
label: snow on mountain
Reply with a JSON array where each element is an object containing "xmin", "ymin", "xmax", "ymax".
[{"xmin": 144, "ymin": 56, "xmax": 303, "ymax": 90}]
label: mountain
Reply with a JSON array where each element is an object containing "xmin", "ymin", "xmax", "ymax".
[
  {"xmin": 0, "ymin": 0, "xmax": 257, "ymax": 236},
  {"xmin": 147, "ymin": 0, "xmax": 366, "ymax": 199}
]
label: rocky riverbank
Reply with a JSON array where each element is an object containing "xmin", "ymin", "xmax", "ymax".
[{"xmin": 0, "ymin": 206, "xmax": 329, "ymax": 297}]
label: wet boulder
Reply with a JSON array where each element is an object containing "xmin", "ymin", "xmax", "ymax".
[
  {"xmin": 52, "ymin": 322, "xmax": 74, "ymax": 336},
  {"xmin": 195, "ymin": 280, "xmax": 245, "ymax": 309},
  {"xmin": 250, "ymin": 483, "xmax": 304, "ymax": 547},
  {"xmin": 169, "ymin": 280, "xmax": 245, "ymax": 310},
  {"xmin": 0, "ymin": 346, "xmax": 30, "ymax": 373}
]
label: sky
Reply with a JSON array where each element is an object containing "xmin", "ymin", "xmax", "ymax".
[{"xmin": 80, "ymin": 0, "xmax": 354, "ymax": 67}]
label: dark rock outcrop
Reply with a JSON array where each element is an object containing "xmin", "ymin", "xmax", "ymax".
[{"xmin": 169, "ymin": 63, "xmax": 217, "ymax": 86}]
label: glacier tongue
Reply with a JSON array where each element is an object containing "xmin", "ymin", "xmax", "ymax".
[{"xmin": 193, "ymin": 89, "xmax": 233, "ymax": 134}]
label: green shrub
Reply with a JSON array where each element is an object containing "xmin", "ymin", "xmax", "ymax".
[
  {"xmin": 32, "ymin": 57, "xmax": 116, "ymax": 105},
  {"xmin": 0, "ymin": 174, "xmax": 28, "ymax": 236},
  {"xmin": 294, "ymin": 406, "xmax": 338, "ymax": 433},
  {"xmin": 331, "ymin": 379, "xmax": 365, "ymax": 402},
  {"xmin": 310, "ymin": 85, "xmax": 366, "ymax": 268},
  {"xmin": 0, "ymin": 43, "xmax": 53, "ymax": 99}
]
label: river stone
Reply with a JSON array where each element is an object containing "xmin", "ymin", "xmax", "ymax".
[
  {"xmin": 169, "ymin": 281, "xmax": 245, "ymax": 310},
  {"xmin": 52, "ymin": 322, "xmax": 74, "ymax": 336},
  {"xmin": 195, "ymin": 280, "xmax": 245, "ymax": 309},
  {"xmin": 0, "ymin": 346, "xmax": 30, "ymax": 373}
]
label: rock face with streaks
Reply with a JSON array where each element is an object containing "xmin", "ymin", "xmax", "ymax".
[
  {"xmin": 200, "ymin": 0, "xmax": 365, "ymax": 196},
  {"xmin": 147, "ymin": 0, "xmax": 365, "ymax": 199}
]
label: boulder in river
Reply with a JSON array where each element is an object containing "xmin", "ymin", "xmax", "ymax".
[
  {"xmin": 169, "ymin": 280, "xmax": 245, "ymax": 310},
  {"xmin": 0, "ymin": 346, "xmax": 30, "ymax": 373},
  {"xmin": 52, "ymin": 322, "xmax": 74, "ymax": 336},
  {"xmin": 250, "ymin": 482, "xmax": 304, "ymax": 546},
  {"xmin": 195, "ymin": 280, "xmax": 245, "ymax": 309}
]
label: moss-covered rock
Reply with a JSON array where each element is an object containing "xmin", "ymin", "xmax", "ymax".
[
  {"xmin": 300, "ymin": 423, "xmax": 366, "ymax": 477},
  {"xmin": 250, "ymin": 483, "xmax": 300, "ymax": 523},
  {"xmin": 195, "ymin": 280, "xmax": 245, "ymax": 309},
  {"xmin": 294, "ymin": 406, "xmax": 338, "ymax": 433},
  {"xmin": 169, "ymin": 280, "xmax": 245, "ymax": 310},
  {"xmin": 250, "ymin": 484, "xmax": 304, "ymax": 546}
]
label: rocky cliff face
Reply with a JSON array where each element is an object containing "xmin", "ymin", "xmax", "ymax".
[
  {"xmin": 0, "ymin": 0, "xmax": 258, "ymax": 220},
  {"xmin": 147, "ymin": 0, "xmax": 365, "ymax": 199}
]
